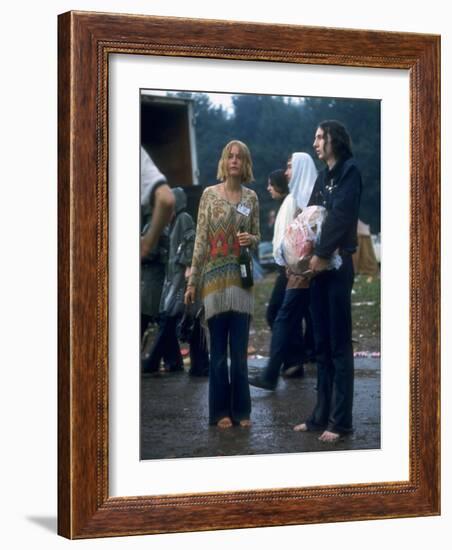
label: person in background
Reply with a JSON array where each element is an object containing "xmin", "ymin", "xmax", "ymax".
[
  {"xmin": 140, "ymin": 147, "xmax": 175, "ymax": 340},
  {"xmin": 184, "ymin": 140, "xmax": 260, "ymax": 429},
  {"xmin": 265, "ymin": 169, "xmax": 294, "ymax": 329},
  {"xmin": 294, "ymin": 120, "xmax": 361, "ymax": 442},
  {"xmin": 142, "ymin": 187, "xmax": 195, "ymax": 374},
  {"xmin": 267, "ymin": 162, "xmax": 316, "ymax": 371},
  {"xmin": 140, "ymin": 148, "xmax": 175, "ymax": 259},
  {"xmin": 249, "ymin": 152, "xmax": 317, "ymax": 389},
  {"xmin": 285, "ymin": 154, "xmax": 316, "ymax": 365}
]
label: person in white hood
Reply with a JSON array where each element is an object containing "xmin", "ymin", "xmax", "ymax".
[
  {"xmin": 288, "ymin": 152, "xmax": 318, "ymax": 210},
  {"xmin": 250, "ymin": 152, "xmax": 317, "ymax": 389},
  {"xmin": 265, "ymin": 169, "xmax": 292, "ymax": 328}
]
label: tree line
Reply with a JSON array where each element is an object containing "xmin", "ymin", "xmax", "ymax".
[{"xmin": 173, "ymin": 91, "xmax": 381, "ymax": 237}]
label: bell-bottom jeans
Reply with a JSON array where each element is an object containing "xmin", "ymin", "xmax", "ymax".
[{"xmin": 207, "ymin": 311, "xmax": 251, "ymax": 425}]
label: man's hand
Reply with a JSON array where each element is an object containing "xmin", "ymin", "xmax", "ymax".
[
  {"xmin": 184, "ymin": 285, "xmax": 196, "ymax": 305},
  {"xmin": 140, "ymin": 237, "xmax": 152, "ymax": 259},
  {"xmin": 309, "ymin": 255, "xmax": 329, "ymax": 274}
]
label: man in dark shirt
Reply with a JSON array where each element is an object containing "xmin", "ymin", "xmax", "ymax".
[{"xmin": 294, "ymin": 120, "xmax": 361, "ymax": 442}]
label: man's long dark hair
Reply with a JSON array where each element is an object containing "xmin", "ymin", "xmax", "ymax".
[{"xmin": 319, "ymin": 120, "xmax": 353, "ymax": 162}]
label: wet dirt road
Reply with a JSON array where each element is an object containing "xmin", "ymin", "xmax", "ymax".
[{"xmin": 140, "ymin": 357, "xmax": 380, "ymax": 460}]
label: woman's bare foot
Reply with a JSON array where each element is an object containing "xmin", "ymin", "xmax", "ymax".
[
  {"xmin": 217, "ymin": 417, "xmax": 233, "ymax": 429},
  {"xmin": 239, "ymin": 419, "xmax": 251, "ymax": 428},
  {"xmin": 318, "ymin": 430, "xmax": 340, "ymax": 442},
  {"xmin": 293, "ymin": 423, "xmax": 308, "ymax": 432}
]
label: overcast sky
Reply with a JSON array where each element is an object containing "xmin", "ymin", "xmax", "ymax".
[{"xmin": 141, "ymin": 89, "xmax": 308, "ymax": 116}]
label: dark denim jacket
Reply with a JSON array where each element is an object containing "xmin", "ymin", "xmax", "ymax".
[{"xmin": 308, "ymin": 157, "xmax": 362, "ymax": 258}]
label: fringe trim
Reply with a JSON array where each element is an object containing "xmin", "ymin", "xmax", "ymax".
[{"xmin": 203, "ymin": 285, "xmax": 254, "ymax": 321}]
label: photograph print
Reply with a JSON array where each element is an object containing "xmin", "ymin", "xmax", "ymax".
[{"xmin": 139, "ymin": 89, "xmax": 381, "ymax": 460}]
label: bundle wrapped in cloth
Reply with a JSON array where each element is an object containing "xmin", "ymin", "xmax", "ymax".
[{"xmin": 277, "ymin": 205, "xmax": 342, "ymax": 275}]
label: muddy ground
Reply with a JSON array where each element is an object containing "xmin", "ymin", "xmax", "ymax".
[{"xmin": 140, "ymin": 270, "xmax": 381, "ymax": 460}]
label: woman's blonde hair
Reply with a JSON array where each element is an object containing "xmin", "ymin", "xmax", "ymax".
[{"xmin": 216, "ymin": 140, "xmax": 254, "ymax": 184}]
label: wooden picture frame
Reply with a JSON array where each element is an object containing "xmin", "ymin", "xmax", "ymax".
[{"xmin": 58, "ymin": 11, "xmax": 440, "ymax": 539}]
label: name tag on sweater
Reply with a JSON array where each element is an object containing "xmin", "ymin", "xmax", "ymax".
[{"xmin": 236, "ymin": 203, "xmax": 251, "ymax": 217}]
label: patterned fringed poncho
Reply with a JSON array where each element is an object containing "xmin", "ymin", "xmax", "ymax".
[{"xmin": 188, "ymin": 185, "xmax": 260, "ymax": 320}]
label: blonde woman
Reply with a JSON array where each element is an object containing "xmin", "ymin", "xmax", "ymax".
[{"xmin": 185, "ymin": 140, "xmax": 260, "ymax": 429}]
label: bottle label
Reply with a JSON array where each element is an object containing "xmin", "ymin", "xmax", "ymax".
[{"xmin": 240, "ymin": 264, "xmax": 247, "ymax": 278}]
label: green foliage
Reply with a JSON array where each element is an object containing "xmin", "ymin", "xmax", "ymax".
[
  {"xmin": 180, "ymin": 92, "xmax": 381, "ymax": 235},
  {"xmin": 250, "ymin": 272, "xmax": 381, "ymax": 355},
  {"xmin": 351, "ymin": 274, "xmax": 381, "ymax": 352}
]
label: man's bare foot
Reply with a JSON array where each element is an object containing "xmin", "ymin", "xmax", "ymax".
[
  {"xmin": 239, "ymin": 419, "xmax": 251, "ymax": 428},
  {"xmin": 318, "ymin": 430, "xmax": 340, "ymax": 442},
  {"xmin": 293, "ymin": 423, "xmax": 308, "ymax": 432},
  {"xmin": 217, "ymin": 417, "xmax": 233, "ymax": 429}
]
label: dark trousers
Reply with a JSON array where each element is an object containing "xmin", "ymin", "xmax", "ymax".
[
  {"xmin": 262, "ymin": 289, "xmax": 310, "ymax": 386},
  {"xmin": 266, "ymin": 266, "xmax": 288, "ymax": 328},
  {"xmin": 267, "ymin": 265, "xmax": 312, "ymax": 367},
  {"xmin": 142, "ymin": 314, "xmax": 183, "ymax": 373},
  {"xmin": 207, "ymin": 312, "xmax": 251, "ymax": 425},
  {"xmin": 306, "ymin": 255, "xmax": 355, "ymax": 434},
  {"xmin": 302, "ymin": 308, "xmax": 315, "ymax": 361}
]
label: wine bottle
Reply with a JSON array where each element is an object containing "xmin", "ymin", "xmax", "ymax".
[{"xmin": 238, "ymin": 223, "xmax": 253, "ymax": 288}]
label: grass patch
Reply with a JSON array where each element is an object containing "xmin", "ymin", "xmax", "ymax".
[
  {"xmin": 251, "ymin": 270, "xmax": 381, "ymax": 355},
  {"xmin": 351, "ymin": 274, "xmax": 380, "ymax": 352}
]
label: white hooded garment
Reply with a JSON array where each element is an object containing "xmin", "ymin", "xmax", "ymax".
[
  {"xmin": 273, "ymin": 152, "xmax": 318, "ymax": 265},
  {"xmin": 288, "ymin": 152, "xmax": 318, "ymax": 210}
]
